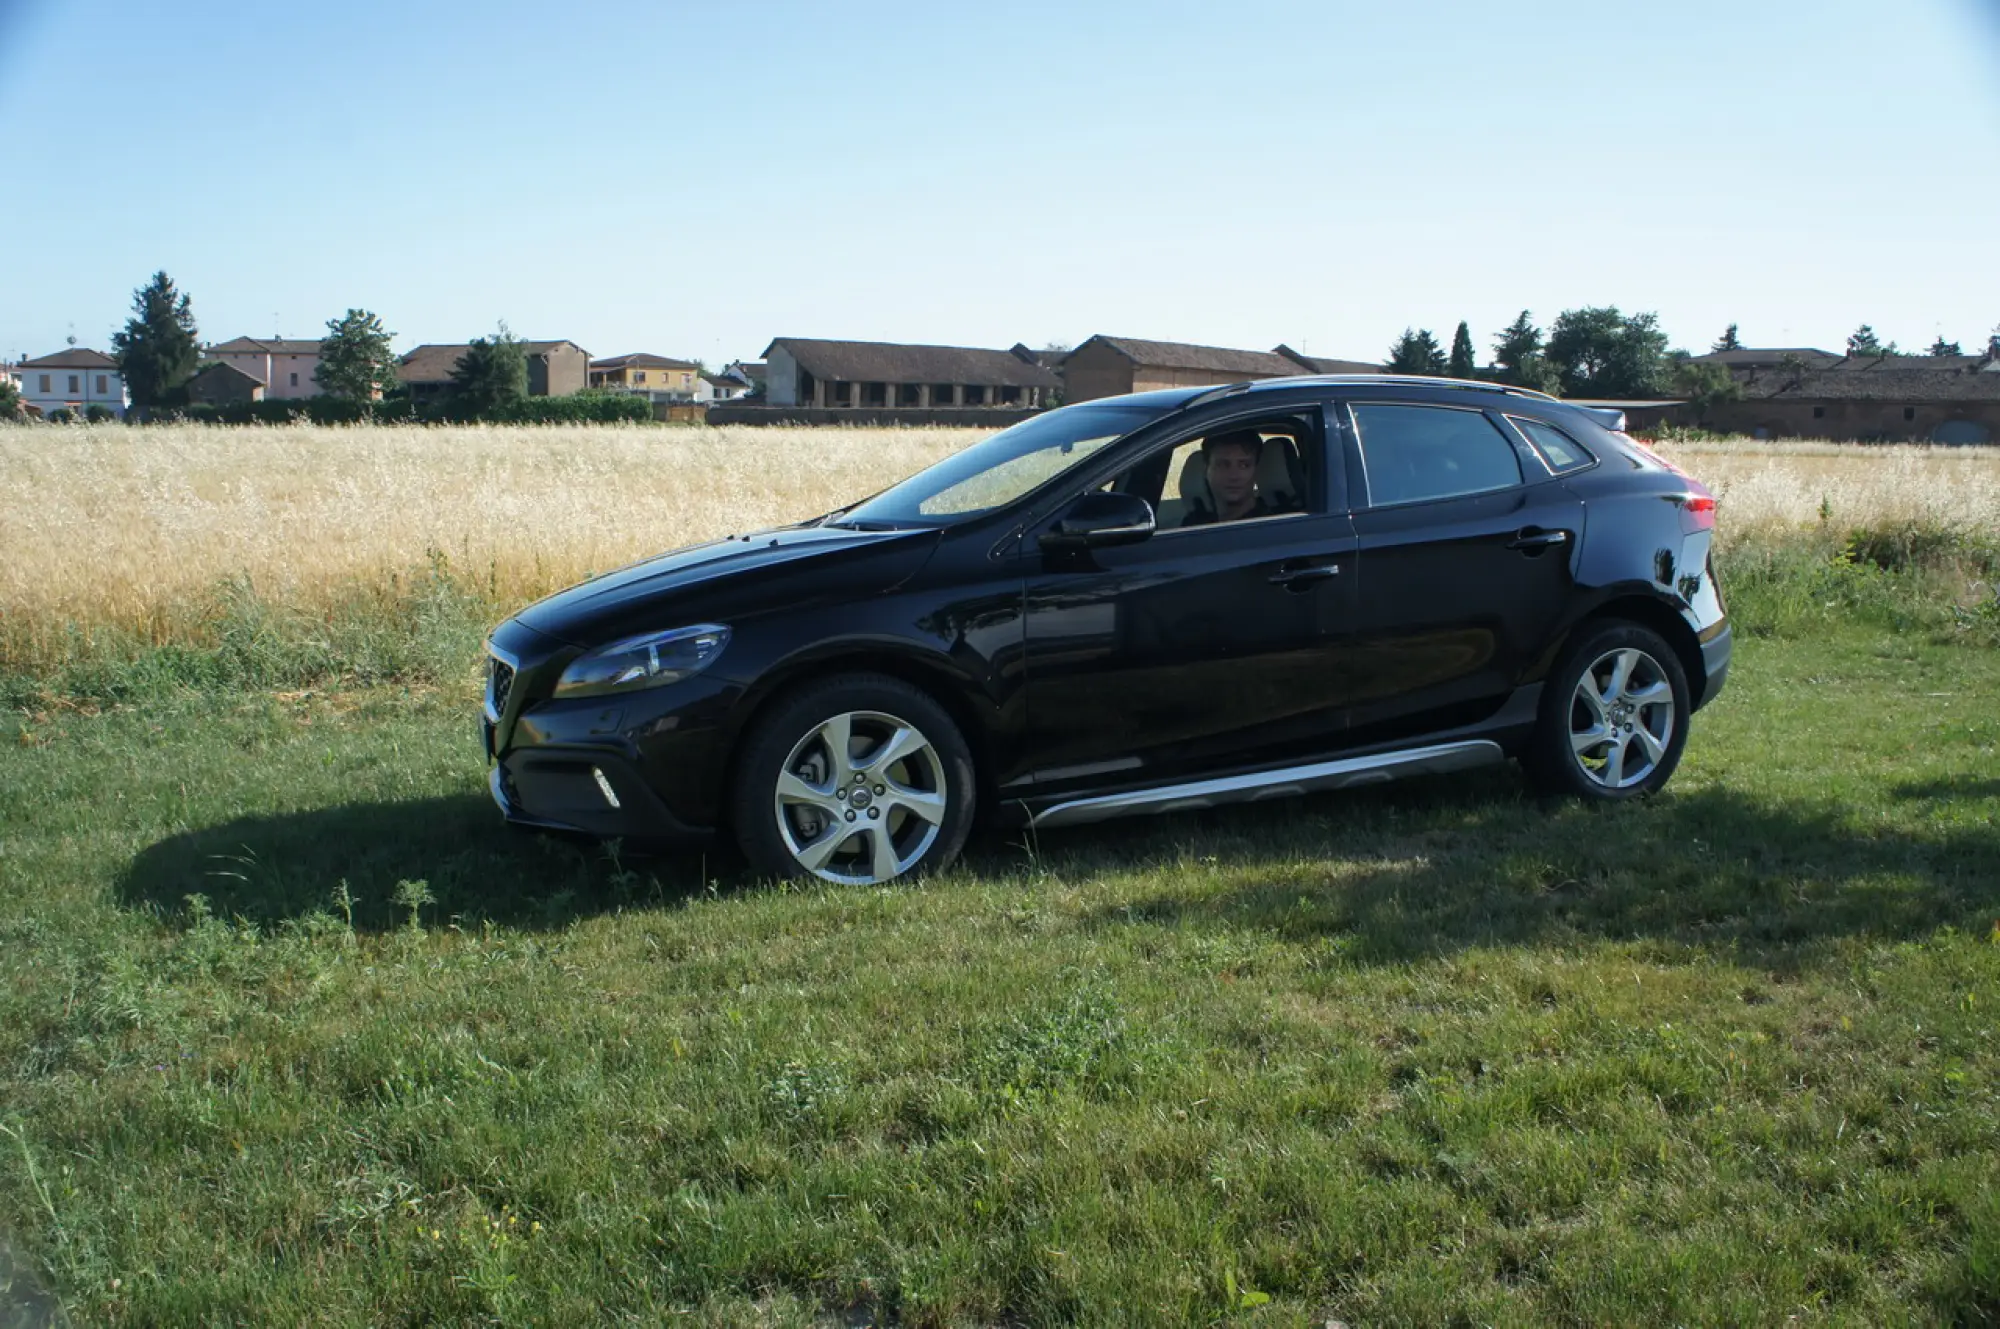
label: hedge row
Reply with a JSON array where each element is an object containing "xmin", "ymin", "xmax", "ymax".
[{"xmin": 157, "ymin": 392, "xmax": 654, "ymax": 427}]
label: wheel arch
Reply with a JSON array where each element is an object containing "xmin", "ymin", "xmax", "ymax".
[
  {"xmin": 716, "ymin": 645, "xmax": 999, "ymax": 832},
  {"xmin": 1569, "ymin": 593, "xmax": 1709, "ymax": 707}
]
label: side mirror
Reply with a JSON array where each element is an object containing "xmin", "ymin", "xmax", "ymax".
[{"xmin": 1040, "ymin": 490, "xmax": 1156, "ymax": 551}]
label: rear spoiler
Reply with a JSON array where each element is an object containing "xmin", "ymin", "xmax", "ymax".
[{"xmin": 1573, "ymin": 405, "xmax": 1627, "ymax": 432}]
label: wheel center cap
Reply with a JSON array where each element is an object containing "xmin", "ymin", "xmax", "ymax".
[{"xmin": 850, "ymin": 788, "xmax": 873, "ymax": 810}]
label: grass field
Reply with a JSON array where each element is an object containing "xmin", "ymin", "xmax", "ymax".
[{"xmin": 2, "ymin": 424, "xmax": 1999, "ymax": 1324}]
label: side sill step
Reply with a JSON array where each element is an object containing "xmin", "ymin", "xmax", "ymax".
[{"xmin": 1023, "ymin": 739, "xmax": 1506, "ymax": 830}]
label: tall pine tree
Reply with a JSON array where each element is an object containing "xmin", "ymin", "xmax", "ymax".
[
  {"xmin": 1447, "ymin": 321, "xmax": 1477, "ymax": 378},
  {"xmin": 1846, "ymin": 324, "xmax": 1884, "ymax": 357},
  {"xmin": 1491, "ymin": 310, "xmax": 1542, "ymax": 383},
  {"xmin": 111, "ymin": 271, "xmax": 201, "ymax": 411},
  {"xmin": 1712, "ymin": 323, "xmax": 1742, "ymax": 352},
  {"xmin": 1385, "ymin": 328, "xmax": 1447, "ymax": 375}
]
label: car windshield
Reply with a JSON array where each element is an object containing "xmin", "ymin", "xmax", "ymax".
[{"xmin": 829, "ymin": 403, "xmax": 1166, "ymax": 527}]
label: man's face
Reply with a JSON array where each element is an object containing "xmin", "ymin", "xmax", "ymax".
[{"xmin": 1206, "ymin": 440, "xmax": 1260, "ymax": 510}]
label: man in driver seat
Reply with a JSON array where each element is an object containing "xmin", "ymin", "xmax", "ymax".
[{"xmin": 1183, "ymin": 428, "xmax": 1286, "ymax": 526}]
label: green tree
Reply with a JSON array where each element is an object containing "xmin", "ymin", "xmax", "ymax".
[
  {"xmin": 0, "ymin": 379, "xmax": 22, "ymax": 422},
  {"xmin": 1386, "ymin": 328, "xmax": 1447, "ymax": 375},
  {"xmin": 1447, "ymin": 321, "xmax": 1477, "ymax": 378},
  {"xmin": 1545, "ymin": 306, "xmax": 1671, "ymax": 398},
  {"xmin": 111, "ymin": 271, "xmax": 201, "ymax": 411},
  {"xmin": 1846, "ymin": 324, "xmax": 1883, "ymax": 357},
  {"xmin": 1927, "ymin": 335, "xmax": 1963, "ymax": 357},
  {"xmin": 315, "ymin": 309, "xmax": 399, "ymax": 403},
  {"xmin": 1671, "ymin": 356, "xmax": 1743, "ymax": 417},
  {"xmin": 448, "ymin": 324, "xmax": 529, "ymax": 419},
  {"xmin": 1712, "ymin": 323, "xmax": 1742, "ymax": 352},
  {"xmin": 1491, "ymin": 310, "xmax": 1543, "ymax": 384}
]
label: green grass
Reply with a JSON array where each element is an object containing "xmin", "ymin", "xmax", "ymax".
[{"xmin": 2, "ymin": 614, "xmax": 1997, "ymax": 1325}]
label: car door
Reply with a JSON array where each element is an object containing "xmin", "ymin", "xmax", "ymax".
[
  {"xmin": 1336, "ymin": 397, "xmax": 1585, "ymax": 746},
  {"xmin": 1018, "ymin": 406, "xmax": 1359, "ymax": 795}
]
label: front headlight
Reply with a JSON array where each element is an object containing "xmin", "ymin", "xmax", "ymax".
[{"xmin": 553, "ymin": 624, "xmax": 731, "ymax": 699}]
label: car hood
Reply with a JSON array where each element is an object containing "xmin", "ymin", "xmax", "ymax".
[{"xmin": 514, "ymin": 524, "xmax": 940, "ymax": 646}]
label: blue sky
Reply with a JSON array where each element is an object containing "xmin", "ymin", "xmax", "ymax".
[{"xmin": 2, "ymin": 0, "xmax": 1998, "ymax": 366}]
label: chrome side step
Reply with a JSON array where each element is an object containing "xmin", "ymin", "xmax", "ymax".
[{"xmin": 1025, "ymin": 739, "xmax": 1506, "ymax": 830}]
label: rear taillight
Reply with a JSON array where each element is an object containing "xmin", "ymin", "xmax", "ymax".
[{"xmin": 1680, "ymin": 484, "xmax": 1717, "ymax": 532}]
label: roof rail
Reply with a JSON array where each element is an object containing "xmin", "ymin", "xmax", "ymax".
[{"xmin": 1177, "ymin": 373, "xmax": 1559, "ymax": 412}]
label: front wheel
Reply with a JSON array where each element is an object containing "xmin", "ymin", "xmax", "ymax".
[
  {"xmin": 1526, "ymin": 622, "xmax": 1691, "ymax": 800},
  {"xmin": 731, "ymin": 674, "xmax": 977, "ymax": 884}
]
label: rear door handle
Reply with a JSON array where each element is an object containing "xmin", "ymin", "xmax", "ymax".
[
  {"xmin": 1268, "ymin": 559, "xmax": 1343, "ymax": 588},
  {"xmin": 1507, "ymin": 527, "xmax": 1570, "ymax": 552}
]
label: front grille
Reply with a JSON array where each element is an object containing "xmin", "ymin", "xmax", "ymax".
[{"xmin": 487, "ymin": 654, "xmax": 516, "ymax": 718}]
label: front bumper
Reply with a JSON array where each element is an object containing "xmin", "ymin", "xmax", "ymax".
[{"xmin": 487, "ymin": 746, "xmax": 709, "ymax": 843}]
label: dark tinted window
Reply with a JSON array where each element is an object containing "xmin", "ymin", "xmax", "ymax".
[
  {"xmin": 1508, "ymin": 416, "xmax": 1595, "ymax": 473},
  {"xmin": 1351, "ymin": 404, "xmax": 1522, "ymax": 506}
]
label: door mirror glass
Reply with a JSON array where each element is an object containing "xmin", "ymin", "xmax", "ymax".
[{"xmin": 1041, "ymin": 490, "xmax": 1156, "ymax": 550}]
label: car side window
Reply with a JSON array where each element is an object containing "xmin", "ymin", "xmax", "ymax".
[
  {"xmin": 1101, "ymin": 413, "xmax": 1319, "ymax": 532},
  {"xmin": 1507, "ymin": 416, "xmax": 1596, "ymax": 473},
  {"xmin": 1350, "ymin": 404, "xmax": 1522, "ymax": 507}
]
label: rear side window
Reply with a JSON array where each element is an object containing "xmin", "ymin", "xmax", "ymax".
[
  {"xmin": 1351, "ymin": 404, "xmax": 1522, "ymax": 506},
  {"xmin": 1508, "ymin": 416, "xmax": 1596, "ymax": 473}
]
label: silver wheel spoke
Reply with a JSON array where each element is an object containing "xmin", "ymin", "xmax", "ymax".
[
  {"xmin": 1633, "ymin": 724, "xmax": 1666, "ymax": 764},
  {"xmin": 886, "ymin": 782, "xmax": 947, "ymax": 826},
  {"xmin": 1603, "ymin": 734, "xmax": 1628, "ymax": 786},
  {"xmin": 816, "ymin": 713, "xmax": 855, "ymax": 781},
  {"xmin": 776, "ymin": 770, "xmax": 837, "ymax": 814},
  {"xmin": 795, "ymin": 827, "xmax": 851, "ymax": 872},
  {"xmin": 1576, "ymin": 673, "xmax": 1609, "ymax": 722},
  {"xmin": 863, "ymin": 725, "xmax": 930, "ymax": 774},
  {"xmin": 1605, "ymin": 649, "xmax": 1638, "ymax": 702},
  {"xmin": 868, "ymin": 826, "xmax": 902, "ymax": 881},
  {"xmin": 1572, "ymin": 723, "xmax": 1612, "ymax": 756},
  {"xmin": 1625, "ymin": 679, "xmax": 1671, "ymax": 707}
]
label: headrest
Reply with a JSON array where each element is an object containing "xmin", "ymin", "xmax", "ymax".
[{"xmin": 1177, "ymin": 450, "xmax": 1212, "ymax": 510}]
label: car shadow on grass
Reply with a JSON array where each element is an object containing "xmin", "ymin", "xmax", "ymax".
[
  {"xmin": 115, "ymin": 794, "xmax": 733, "ymax": 932},
  {"xmin": 1058, "ymin": 772, "xmax": 2000, "ymax": 972}
]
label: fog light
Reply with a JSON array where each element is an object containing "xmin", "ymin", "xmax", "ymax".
[{"xmin": 591, "ymin": 766, "xmax": 622, "ymax": 809}]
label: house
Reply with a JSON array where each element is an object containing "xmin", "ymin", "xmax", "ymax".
[
  {"xmin": 589, "ymin": 353, "xmax": 702, "ymax": 400},
  {"xmin": 18, "ymin": 348, "xmax": 128, "ymax": 418},
  {"xmin": 185, "ymin": 361, "xmax": 266, "ymax": 406},
  {"xmin": 763, "ymin": 337, "xmax": 1059, "ymax": 409},
  {"xmin": 397, "ymin": 340, "xmax": 591, "ymax": 402},
  {"xmin": 1059, "ymin": 336, "xmax": 1308, "ymax": 402},
  {"xmin": 722, "ymin": 360, "xmax": 767, "ymax": 393},
  {"xmin": 1272, "ymin": 345, "xmax": 1384, "ymax": 375},
  {"xmin": 698, "ymin": 371, "xmax": 750, "ymax": 403},
  {"xmin": 1697, "ymin": 349, "xmax": 2000, "ymax": 443},
  {"xmin": 204, "ymin": 337, "xmax": 323, "ymax": 399},
  {"xmin": 1687, "ymin": 346, "xmax": 1842, "ymax": 381}
]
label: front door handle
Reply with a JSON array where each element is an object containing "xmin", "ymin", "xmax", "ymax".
[
  {"xmin": 1507, "ymin": 527, "xmax": 1571, "ymax": 553},
  {"xmin": 1268, "ymin": 560, "xmax": 1342, "ymax": 588}
]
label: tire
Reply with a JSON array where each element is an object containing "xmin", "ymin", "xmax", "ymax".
[
  {"xmin": 1526, "ymin": 621, "xmax": 1691, "ymax": 801},
  {"xmin": 731, "ymin": 673, "xmax": 977, "ymax": 884}
]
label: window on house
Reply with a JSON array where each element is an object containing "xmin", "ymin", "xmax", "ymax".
[
  {"xmin": 1903, "ymin": 407, "xmax": 1916, "ymax": 421},
  {"xmin": 288, "ymin": 372, "xmax": 298, "ymax": 387},
  {"xmin": 963, "ymin": 385, "xmax": 987, "ymax": 405},
  {"xmin": 897, "ymin": 383, "xmax": 922, "ymax": 407},
  {"xmin": 38, "ymin": 374, "xmax": 50, "ymax": 393},
  {"xmin": 68, "ymin": 375, "xmax": 79, "ymax": 393},
  {"xmin": 931, "ymin": 383, "xmax": 955, "ymax": 405},
  {"xmin": 1812, "ymin": 406, "xmax": 1825, "ymax": 419},
  {"xmin": 97, "ymin": 375, "xmax": 108, "ymax": 394},
  {"xmin": 862, "ymin": 381, "xmax": 889, "ymax": 407},
  {"xmin": 998, "ymin": 385, "xmax": 1022, "ymax": 405}
]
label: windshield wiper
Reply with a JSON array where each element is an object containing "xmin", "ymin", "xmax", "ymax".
[{"xmin": 825, "ymin": 518, "xmax": 918, "ymax": 532}]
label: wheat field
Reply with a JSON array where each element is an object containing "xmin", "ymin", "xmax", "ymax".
[{"xmin": 2, "ymin": 423, "xmax": 1996, "ymax": 670}]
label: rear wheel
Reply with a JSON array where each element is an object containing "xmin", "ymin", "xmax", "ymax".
[
  {"xmin": 732, "ymin": 674, "xmax": 976, "ymax": 884},
  {"xmin": 1527, "ymin": 622, "xmax": 1690, "ymax": 800}
]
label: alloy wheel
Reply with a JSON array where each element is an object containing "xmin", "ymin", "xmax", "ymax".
[
  {"xmin": 773, "ymin": 709, "xmax": 948, "ymax": 883},
  {"xmin": 1568, "ymin": 647, "xmax": 1677, "ymax": 790}
]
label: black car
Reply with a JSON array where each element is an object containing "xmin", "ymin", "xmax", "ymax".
[{"xmin": 482, "ymin": 375, "xmax": 1730, "ymax": 884}]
